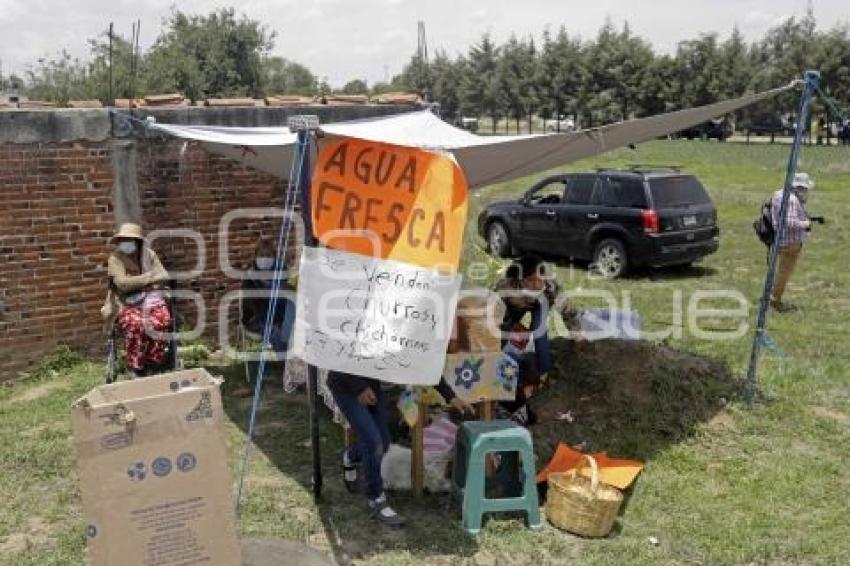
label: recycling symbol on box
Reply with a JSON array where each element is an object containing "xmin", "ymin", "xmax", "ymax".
[
  {"xmin": 176, "ymin": 452, "xmax": 197, "ymax": 472},
  {"xmin": 127, "ymin": 462, "xmax": 147, "ymax": 482}
]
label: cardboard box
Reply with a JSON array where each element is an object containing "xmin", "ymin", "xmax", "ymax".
[{"xmin": 72, "ymin": 369, "xmax": 240, "ymax": 566}]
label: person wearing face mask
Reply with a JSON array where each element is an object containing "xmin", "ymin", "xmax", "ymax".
[
  {"xmin": 494, "ymin": 254, "xmax": 559, "ymax": 425},
  {"xmin": 102, "ymin": 223, "xmax": 171, "ymax": 376},
  {"xmin": 769, "ymin": 172, "xmax": 823, "ymax": 313},
  {"xmin": 240, "ymin": 235, "xmax": 296, "ymax": 356}
]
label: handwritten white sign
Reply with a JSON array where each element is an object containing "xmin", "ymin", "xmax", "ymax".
[{"xmin": 293, "ymin": 246, "xmax": 461, "ymax": 385}]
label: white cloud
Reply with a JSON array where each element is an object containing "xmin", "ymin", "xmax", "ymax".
[
  {"xmin": 0, "ymin": 0, "xmax": 26, "ymax": 23},
  {"xmin": 744, "ymin": 10, "xmax": 773, "ymax": 25}
]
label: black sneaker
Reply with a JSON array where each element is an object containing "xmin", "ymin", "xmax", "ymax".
[
  {"xmin": 771, "ymin": 301, "xmax": 798, "ymax": 313},
  {"xmin": 510, "ymin": 404, "xmax": 537, "ymax": 426},
  {"xmin": 368, "ymin": 494, "xmax": 406, "ymax": 528}
]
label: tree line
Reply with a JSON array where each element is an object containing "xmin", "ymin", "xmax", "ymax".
[
  {"xmin": 396, "ymin": 11, "xmax": 850, "ymax": 131},
  {"xmin": 1, "ymin": 6, "xmax": 848, "ymax": 131},
  {"xmin": 0, "ymin": 9, "xmax": 323, "ymax": 104}
]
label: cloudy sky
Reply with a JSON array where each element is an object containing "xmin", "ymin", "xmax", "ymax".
[{"xmin": 0, "ymin": 0, "xmax": 846, "ymax": 87}]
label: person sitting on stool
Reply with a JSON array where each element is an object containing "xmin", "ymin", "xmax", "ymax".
[
  {"xmin": 240, "ymin": 235, "xmax": 296, "ymax": 353},
  {"xmin": 103, "ymin": 223, "xmax": 171, "ymax": 377}
]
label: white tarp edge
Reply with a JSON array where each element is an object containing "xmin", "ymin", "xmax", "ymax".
[{"xmin": 149, "ymin": 81, "xmax": 798, "ymax": 188}]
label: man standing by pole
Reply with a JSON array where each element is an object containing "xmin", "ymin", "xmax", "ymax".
[
  {"xmin": 769, "ymin": 172, "xmax": 817, "ymax": 313},
  {"xmin": 745, "ymin": 70, "xmax": 818, "ymax": 404}
]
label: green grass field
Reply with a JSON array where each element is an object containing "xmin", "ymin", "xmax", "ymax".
[{"xmin": 2, "ymin": 140, "xmax": 849, "ymax": 565}]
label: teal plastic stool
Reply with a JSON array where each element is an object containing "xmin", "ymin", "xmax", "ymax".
[{"xmin": 451, "ymin": 420, "xmax": 542, "ymax": 535}]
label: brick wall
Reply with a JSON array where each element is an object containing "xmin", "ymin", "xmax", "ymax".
[
  {"xmin": 136, "ymin": 137, "xmax": 293, "ymax": 348},
  {"xmin": 0, "ymin": 142, "xmax": 115, "ymax": 379},
  {"xmin": 0, "ymin": 138, "xmax": 294, "ymax": 380}
]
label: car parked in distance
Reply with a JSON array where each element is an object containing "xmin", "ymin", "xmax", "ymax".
[
  {"xmin": 478, "ymin": 167, "xmax": 720, "ymax": 278},
  {"xmin": 459, "ymin": 117, "xmax": 479, "ymax": 132},
  {"xmin": 545, "ymin": 116, "xmax": 577, "ymax": 132},
  {"xmin": 677, "ymin": 117, "xmax": 733, "ymax": 141}
]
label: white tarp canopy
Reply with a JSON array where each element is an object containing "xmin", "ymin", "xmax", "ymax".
[{"xmin": 151, "ymin": 81, "xmax": 798, "ymax": 189}]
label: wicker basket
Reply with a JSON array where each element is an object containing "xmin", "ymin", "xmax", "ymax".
[{"xmin": 545, "ymin": 455, "xmax": 623, "ymax": 537}]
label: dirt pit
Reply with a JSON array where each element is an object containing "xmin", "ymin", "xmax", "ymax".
[{"xmin": 529, "ymin": 338, "xmax": 738, "ymax": 464}]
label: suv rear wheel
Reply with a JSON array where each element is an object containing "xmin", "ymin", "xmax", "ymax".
[
  {"xmin": 487, "ymin": 222, "xmax": 514, "ymax": 258},
  {"xmin": 593, "ymin": 238, "xmax": 628, "ymax": 278}
]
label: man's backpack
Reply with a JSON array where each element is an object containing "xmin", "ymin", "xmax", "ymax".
[{"xmin": 753, "ymin": 199, "xmax": 775, "ymax": 246}]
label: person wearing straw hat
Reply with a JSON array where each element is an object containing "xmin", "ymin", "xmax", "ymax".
[
  {"xmin": 102, "ymin": 222, "xmax": 171, "ymax": 375},
  {"xmin": 769, "ymin": 172, "xmax": 819, "ymax": 313}
]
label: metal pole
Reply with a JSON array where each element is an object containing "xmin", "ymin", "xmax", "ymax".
[
  {"xmin": 108, "ymin": 22, "xmax": 114, "ymax": 137},
  {"xmin": 108, "ymin": 22, "xmax": 114, "ymax": 106},
  {"xmin": 290, "ymin": 117, "xmax": 323, "ymax": 500},
  {"xmin": 744, "ymin": 70, "xmax": 819, "ymax": 404},
  {"xmin": 234, "ymin": 118, "xmax": 311, "ymax": 513}
]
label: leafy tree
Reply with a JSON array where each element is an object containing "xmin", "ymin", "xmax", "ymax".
[
  {"xmin": 6, "ymin": 74, "xmax": 25, "ymax": 92},
  {"xmin": 498, "ymin": 35, "xmax": 538, "ymax": 133},
  {"xmin": 317, "ymin": 77, "xmax": 332, "ymax": 99},
  {"xmin": 369, "ymin": 81, "xmax": 396, "ymax": 95},
  {"xmin": 25, "ymin": 50, "xmax": 97, "ymax": 104},
  {"xmin": 0, "ymin": 59, "xmax": 16, "ymax": 92},
  {"xmin": 339, "ymin": 79, "xmax": 369, "ymax": 95},
  {"xmin": 400, "ymin": 53, "xmax": 431, "ymax": 99},
  {"xmin": 16, "ymin": 2, "xmax": 850, "ymax": 129},
  {"xmin": 536, "ymin": 27, "xmax": 584, "ymax": 128},
  {"xmin": 264, "ymin": 56, "xmax": 317, "ymax": 95},
  {"xmin": 430, "ymin": 50, "xmax": 464, "ymax": 121},
  {"xmin": 756, "ymin": 10, "xmax": 817, "ymax": 91},
  {"xmin": 85, "ymin": 31, "xmax": 147, "ymax": 101},
  {"xmin": 673, "ymin": 33, "xmax": 724, "ymax": 108},
  {"xmin": 580, "ymin": 21, "xmax": 656, "ymax": 124},
  {"xmin": 145, "ymin": 8, "xmax": 274, "ymax": 100},
  {"xmin": 462, "ymin": 34, "xmax": 502, "ymax": 125},
  {"xmin": 718, "ymin": 27, "xmax": 753, "ymax": 99},
  {"xmin": 814, "ymin": 25, "xmax": 850, "ymax": 117},
  {"xmin": 747, "ymin": 10, "xmax": 818, "ymax": 129},
  {"xmin": 639, "ymin": 54, "xmax": 680, "ymax": 116}
]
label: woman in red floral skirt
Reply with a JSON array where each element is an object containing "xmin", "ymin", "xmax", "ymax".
[{"xmin": 102, "ymin": 223, "xmax": 171, "ymax": 376}]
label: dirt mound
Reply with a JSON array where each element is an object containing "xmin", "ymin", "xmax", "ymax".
[{"xmin": 530, "ymin": 338, "xmax": 738, "ymax": 463}]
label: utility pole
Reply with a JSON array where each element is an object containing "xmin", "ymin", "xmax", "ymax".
[{"xmin": 417, "ymin": 21, "xmax": 431, "ymax": 101}]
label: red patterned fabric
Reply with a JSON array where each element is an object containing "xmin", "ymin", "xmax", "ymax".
[{"xmin": 117, "ymin": 295, "xmax": 171, "ymax": 370}]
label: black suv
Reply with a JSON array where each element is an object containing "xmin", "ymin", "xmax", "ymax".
[
  {"xmin": 677, "ymin": 117, "xmax": 733, "ymax": 141},
  {"xmin": 478, "ymin": 168, "xmax": 719, "ymax": 277}
]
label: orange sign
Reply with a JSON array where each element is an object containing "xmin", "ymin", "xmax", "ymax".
[{"xmin": 311, "ymin": 138, "xmax": 468, "ymax": 271}]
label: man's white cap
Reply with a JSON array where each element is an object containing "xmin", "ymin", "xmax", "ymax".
[{"xmin": 792, "ymin": 172, "xmax": 814, "ymax": 191}]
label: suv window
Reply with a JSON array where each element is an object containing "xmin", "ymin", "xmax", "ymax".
[
  {"xmin": 649, "ymin": 176, "xmax": 711, "ymax": 208},
  {"xmin": 592, "ymin": 177, "xmax": 647, "ymax": 208},
  {"xmin": 564, "ymin": 176, "xmax": 595, "ymax": 205},
  {"xmin": 528, "ymin": 179, "xmax": 567, "ymax": 205}
]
